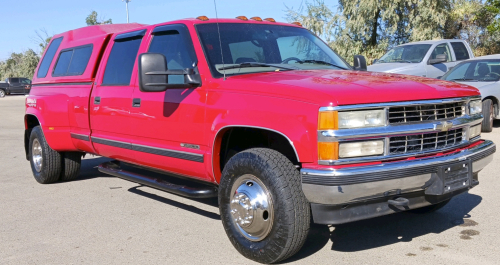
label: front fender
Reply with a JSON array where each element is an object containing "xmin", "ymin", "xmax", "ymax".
[{"xmin": 206, "ymin": 90, "xmax": 318, "ymax": 180}]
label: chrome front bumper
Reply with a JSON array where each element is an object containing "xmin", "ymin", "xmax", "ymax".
[{"xmin": 301, "ymin": 140, "xmax": 495, "ymax": 205}]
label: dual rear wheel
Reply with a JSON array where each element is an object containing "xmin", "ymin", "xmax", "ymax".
[{"xmin": 29, "ymin": 126, "xmax": 82, "ymax": 184}]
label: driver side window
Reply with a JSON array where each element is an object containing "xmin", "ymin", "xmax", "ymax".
[{"xmin": 431, "ymin": 43, "xmax": 452, "ymax": 62}]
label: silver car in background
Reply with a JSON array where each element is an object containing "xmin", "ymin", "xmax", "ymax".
[
  {"xmin": 368, "ymin": 40, "xmax": 474, "ymax": 78},
  {"xmin": 441, "ymin": 54, "xmax": 500, "ymax": 132}
]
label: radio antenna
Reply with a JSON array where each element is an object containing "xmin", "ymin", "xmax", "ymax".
[{"xmin": 213, "ymin": 0, "xmax": 226, "ymax": 80}]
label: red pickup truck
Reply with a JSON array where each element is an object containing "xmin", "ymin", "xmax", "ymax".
[{"xmin": 25, "ymin": 17, "xmax": 495, "ymax": 263}]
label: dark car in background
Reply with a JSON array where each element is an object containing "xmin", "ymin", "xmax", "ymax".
[{"xmin": 0, "ymin": 78, "xmax": 31, "ymax": 97}]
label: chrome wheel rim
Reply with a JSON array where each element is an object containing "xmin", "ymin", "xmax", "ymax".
[
  {"xmin": 32, "ymin": 138, "xmax": 43, "ymax": 172},
  {"xmin": 229, "ymin": 174, "xmax": 274, "ymax": 242},
  {"xmin": 0, "ymin": 90, "xmax": 4, "ymax": 97}
]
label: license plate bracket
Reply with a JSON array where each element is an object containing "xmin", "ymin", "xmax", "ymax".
[{"xmin": 425, "ymin": 159, "xmax": 472, "ymax": 196}]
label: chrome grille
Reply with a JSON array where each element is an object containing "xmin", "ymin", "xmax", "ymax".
[
  {"xmin": 388, "ymin": 102, "xmax": 464, "ymax": 124},
  {"xmin": 389, "ymin": 128, "xmax": 465, "ymax": 155}
]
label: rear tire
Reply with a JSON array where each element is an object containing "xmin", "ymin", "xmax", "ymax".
[
  {"xmin": 481, "ymin": 99, "xmax": 493, "ymax": 132},
  {"xmin": 409, "ymin": 199, "xmax": 451, "ymax": 214},
  {"xmin": 29, "ymin": 126, "xmax": 62, "ymax": 184},
  {"xmin": 0, "ymin": 89, "xmax": 5, "ymax": 98},
  {"xmin": 219, "ymin": 148, "xmax": 310, "ymax": 264},
  {"xmin": 59, "ymin": 152, "xmax": 82, "ymax": 181}
]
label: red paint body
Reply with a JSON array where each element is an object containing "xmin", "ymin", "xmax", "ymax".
[{"xmin": 26, "ymin": 19, "xmax": 481, "ymax": 184}]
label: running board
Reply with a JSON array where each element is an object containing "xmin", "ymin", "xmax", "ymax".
[{"xmin": 98, "ymin": 161, "xmax": 218, "ymax": 199}]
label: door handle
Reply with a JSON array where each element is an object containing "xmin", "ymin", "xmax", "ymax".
[
  {"xmin": 133, "ymin": 98, "xmax": 141, "ymax": 107},
  {"xmin": 94, "ymin": 97, "xmax": 101, "ymax": 105}
]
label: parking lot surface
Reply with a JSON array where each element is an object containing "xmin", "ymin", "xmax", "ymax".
[{"xmin": 1, "ymin": 95, "xmax": 500, "ymax": 264}]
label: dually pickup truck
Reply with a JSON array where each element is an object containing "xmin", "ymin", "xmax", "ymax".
[
  {"xmin": 25, "ymin": 17, "xmax": 495, "ymax": 264},
  {"xmin": 0, "ymin": 77, "xmax": 31, "ymax": 97}
]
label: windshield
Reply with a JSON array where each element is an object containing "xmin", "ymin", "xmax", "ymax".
[
  {"xmin": 196, "ymin": 23, "xmax": 350, "ymax": 77},
  {"xmin": 442, "ymin": 59, "xmax": 500, "ymax": 82},
  {"xmin": 376, "ymin": 44, "xmax": 431, "ymax": 64}
]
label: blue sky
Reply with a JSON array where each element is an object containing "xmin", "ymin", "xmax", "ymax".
[{"xmin": 0, "ymin": 0, "xmax": 309, "ymax": 61}]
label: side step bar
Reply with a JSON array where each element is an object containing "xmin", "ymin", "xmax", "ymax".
[{"xmin": 98, "ymin": 161, "xmax": 218, "ymax": 199}]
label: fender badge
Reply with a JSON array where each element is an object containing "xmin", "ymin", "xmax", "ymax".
[{"xmin": 434, "ymin": 121, "xmax": 453, "ymax": 132}]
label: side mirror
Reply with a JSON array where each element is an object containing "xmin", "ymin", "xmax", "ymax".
[
  {"xmin": 372, "ymin": 59, "xmax": 379, "ymax": 64},
  {"xmin": 353, "ymin": 55, "xmax": 367, "ymax": 71},
  {"xmin": 428, "ymin": 54, "xmax": 447, "ymax": 65},
  {"xmin": 138, "ymin": 53, "xmax": 201, "ymax": 92}
]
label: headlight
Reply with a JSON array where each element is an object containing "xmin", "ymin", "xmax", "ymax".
[
  {"xmin": 469, "ymin": 100, "xmax": 482, "ymax": 115},
  {"xmin": 319, "ymin": 109, "xmax": 386, "ymax": 130},
  {"xmin": 469, "ymin": 124, "xmax": 481, "ymax": 139},
  {"xmin": 339, "ymin": 140, "xmax": 385, "ymax": 158}
]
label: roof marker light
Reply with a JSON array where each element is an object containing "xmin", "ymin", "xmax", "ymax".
[
  {"xmin": 236, "ymin": 16, "xmax": 248, "ymax": 21},
  {"xmin": 250, "ymin": 16, "xmax": 263, "ymax": 22},
  {"xmin": 196, "ymin": 16, "xmax": 209, "ymax": 21},
  {"xmin": 264, "ymin": 18, "xmax": 276, "ymax": 22},
  {"xmin": 291, "ymin": 21, "xmax": 303, "ymax": 27}
]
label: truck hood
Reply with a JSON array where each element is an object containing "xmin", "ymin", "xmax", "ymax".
[
  {"xmin": 218, "ymin": 70, "xmax": 479, "ymax": 106},
  {"xmin": 367, "ymin": 63, "xmax": 417, "ymax": 73},
  {"xmin": 455, "ymin": 81, "xmax": 497, "ymax": 90}
]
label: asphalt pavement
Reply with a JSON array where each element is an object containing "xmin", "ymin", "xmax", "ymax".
[{"xmin": 1, "ymin": 95, "xmax": 499, "ymax": 264}]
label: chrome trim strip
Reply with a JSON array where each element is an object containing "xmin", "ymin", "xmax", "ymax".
[
  {"xmin": 324, "ymin": 137, "xmax": 480, "ymax": 166},
  {"xmin": 319, "ymin": 96, "xmax": 481, "ymax": 112},
  {"xmin": 211, "ymin": 125, "xmax": 301, "ymax": 182},
  {"xmin": 70, "ymin": 133, "xmax": 90, "ymax": 141},
  {"xmin": 302, "ymin": 140, "xmax": 495, "ymax": 180},
  {"xmin": 31, "ymin": 82, "xmax": 93, "ymax": 87},
  {"xmin": 318, "ymin": 116, "xmax": 482, "ymax": 142},
  {"xmin": 90, "ymin": 136, "xmax": 203, "ymax": 163}
]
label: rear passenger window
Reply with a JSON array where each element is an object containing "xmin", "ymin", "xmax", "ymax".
[
  {"xmin": 102, "ymin": 31, "xmax": 145, "ymax": 85},
  {"xmin": 37, "ymin": 37, "xmax": 63, "ymax": 78},
  {"xmin": 451, "ymin": 42, "xmax": 470, "ymax": 61},
  {"xmin": 53, "ymin": 45, "xmax": 93, "ymax": 76}
]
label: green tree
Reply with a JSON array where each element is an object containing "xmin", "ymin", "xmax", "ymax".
[
  {"xmin": 486, "ymin": 0, "xmax": 500, "ymax": 33},
  {"xmin": 0, "ymin": 50, "xmax": 40, "ymax": 80},
  {"xmin": 287, "ymin": 0, "xmax": 450, "ymax": 64},
  {"xmin": 86, "ymin": 10, "xmax": 112, "ymax": 26}
]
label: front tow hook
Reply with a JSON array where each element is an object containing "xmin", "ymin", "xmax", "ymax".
[{"xmin": 388, "ymin": 197, "xmax": 410, "ymax": 207}]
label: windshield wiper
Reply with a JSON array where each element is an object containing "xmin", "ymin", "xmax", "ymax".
[
  {"xmin": 450, "ymin": 78, "xmax": 478, "ymax": 82},
  {"xmin": 218, "ymin": 62, "xmax": 296, "ymax": 71},
  {"xmin": 300, "ymin": 60, "xmax": 350, "ymax": 70}
]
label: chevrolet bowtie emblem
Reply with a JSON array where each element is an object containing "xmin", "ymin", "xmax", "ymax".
[{"xmin": 434, "ymin": 121, "xmax": 453, "ymax": 132}]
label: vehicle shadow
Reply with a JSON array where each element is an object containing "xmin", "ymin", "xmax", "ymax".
[
  {"xmin": 283, "ymin": 192, "xmax": 482, "ymax": 263},
  {"xmin": 76, "ymin": 156, "xmax": 220, "ymax": 220},
  {"xmin": 127, "ymin": 185, "xmax": 220, "ymax": 220}
]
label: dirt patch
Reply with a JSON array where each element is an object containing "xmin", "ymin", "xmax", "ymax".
[
  {"xmin": 461, "ymin": 229, "xmax": 480, "ymax": 236},
  {"xmin": 406, "ymin": 253, "xmax": 417, "ymax": 257},
  {"xmin": 420, "ymin": 246, "xmax": 433, "ymax": 251},
  {"xmin": 436, "ymin": 244, "xmax": 448, "ymax": 248},
  {"xmin": 460, "ymin": 219, "xmax": 478, "ymax": 227},
  {"xmin": 460, "ymin": 235, "xmax": 472, "ymax": 240}
]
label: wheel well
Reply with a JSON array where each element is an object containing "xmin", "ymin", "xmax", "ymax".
[
  {"xmin": 484, "ymin": 96, "xmax": 499, "ymax": 116},
  {"xmin": 214, "ymin": 127, "xmax": 299, "ymax": 180},
  {"xmin": 24, "ymin": 115, "xmax": 40, "ymax": 160}
]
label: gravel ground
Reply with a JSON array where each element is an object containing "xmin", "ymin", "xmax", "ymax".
[{"xmin": 1, "ymin": 95, "xmax": 499, "ymax": 265}]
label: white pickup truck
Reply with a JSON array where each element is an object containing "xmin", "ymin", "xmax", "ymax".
[{"xmin": 368, "ymin": 40, "xmax": 474, "ymax": 79}]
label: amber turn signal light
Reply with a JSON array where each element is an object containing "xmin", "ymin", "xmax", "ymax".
[
  {"xmin": 318, "ymin": 142, "xmax": 339, "ymax": 161},
  {"xmin": 236, "ymin": 16, "xmax": 248, "ymax": 21},
  {"xmin": 291, "ymin": 21, "xmax": 303, "ymax": 27},
  {"xmin": 250, "ymin": 16, "xmax": 263, "ymax": 22},
  {"xmin": 264, "ymin": 18, "xmax": 276, "ymax": 22},
  {"xmin": 318, "ymin": 111, "xmax": 338, "ymax": 130},
  {"xmin": 196, "ymin": 16, "xmax": 209, "ymax": 21}
]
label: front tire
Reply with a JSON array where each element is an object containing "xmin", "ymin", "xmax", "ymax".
[
  {"xmin": 0, "ymin": 89, "xmax": 5, "ymax": 98},
  {"xmin": 29, "ymin": 126, "xmax": 62, "ymax": 184},
  {"xmin": 219, "ymin": 148, "xmax": 310, "ymax": 264},
  {"xmin": 481, "ymin": 99, "xmax": 494, "ymax": 132}
]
